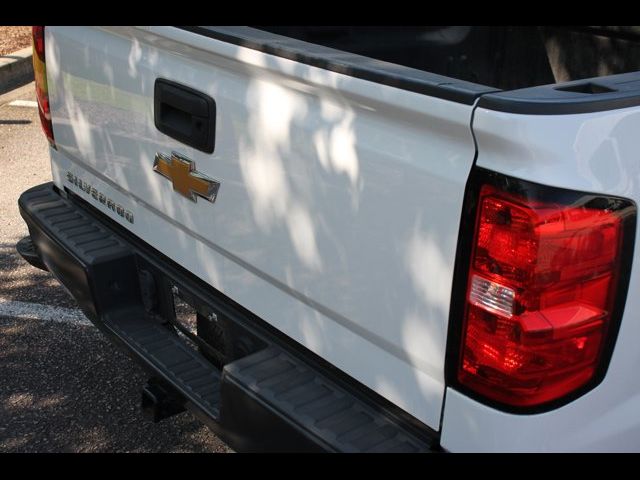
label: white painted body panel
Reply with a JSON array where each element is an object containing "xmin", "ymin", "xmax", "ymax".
[
  {"xmin": 44, "ymin": 26, "xmax": 478, "ymax": 429},
  {"xmin": 441, "ymin": 105, "xmax": 640, "ymax": 452}
]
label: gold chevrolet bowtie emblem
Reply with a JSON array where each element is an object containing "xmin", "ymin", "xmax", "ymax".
[{"xmin": 153, "ymin": 152, "xmax": 220, "ymax": 203}]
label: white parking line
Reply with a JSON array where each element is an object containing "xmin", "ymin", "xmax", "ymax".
[
  {"xmin": 0, "ymin": 297, "xmax": 91, "ymax": 326},
  {"xmin": 8, "ymin": 100, "xmax": 38, "ymax": 108}
]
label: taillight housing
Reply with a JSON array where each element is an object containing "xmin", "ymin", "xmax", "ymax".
[
  {"xmin": 449, "ymin": 168, "xmax": 635, "ymax": 411},
  {"xmin": 32, "ymin": 26, "xmax": 55, "ymax": 148}
]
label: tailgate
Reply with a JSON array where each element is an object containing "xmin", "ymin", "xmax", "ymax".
[{"xmin": 44, "ymin": 26, "xmax": 478, "ymax": 430}]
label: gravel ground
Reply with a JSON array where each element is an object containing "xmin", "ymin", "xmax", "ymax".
[
  {"xmin": 0, "ymin": 26, "xmax": 31, "ymax": 56},
  {"xmin": 0, "ymin": 83, "xmax": 231, "ymax": 452}
]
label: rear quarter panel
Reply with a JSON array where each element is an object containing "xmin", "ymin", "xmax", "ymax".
[{"xmin": 442, "ymin": 104, "xmax": 640, "ymax": 451}]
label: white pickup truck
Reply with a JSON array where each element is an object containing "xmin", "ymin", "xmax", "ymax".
[{"xmin": 16, "ymin": 26, "xmax": 640, "ymax": 452}]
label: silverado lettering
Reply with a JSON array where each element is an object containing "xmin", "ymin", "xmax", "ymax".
[{"xmin": 66, "ymin": 171, "xmax": 134, "ymax": 224}]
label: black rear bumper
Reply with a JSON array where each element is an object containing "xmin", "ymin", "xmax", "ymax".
[{"xmin": 18, "ymin": 182, "xmax": 438, "ymax": 453}]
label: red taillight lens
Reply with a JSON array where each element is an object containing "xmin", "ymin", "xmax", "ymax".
[
  {"xmin": 457, "ymin": 177, "xmax": 634, "ymax": 408},
  {"xmin": 32, "ymin": 26, "xmax": 55, "ymax": 147}
]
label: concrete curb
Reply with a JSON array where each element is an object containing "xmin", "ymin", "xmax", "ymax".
[{"xmin": 0, "ymin": 47, "xmax": 34, "ymax": 96}]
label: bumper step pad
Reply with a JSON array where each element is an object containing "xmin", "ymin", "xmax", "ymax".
[
  {"xmin": 223, "ymin": 347, "xmax": 429, "ymax": 452},
  {"xmin": 104, "ymin": 314, "xmax": 222, "ymax": 418}
]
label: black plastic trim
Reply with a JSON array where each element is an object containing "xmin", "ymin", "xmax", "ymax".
[
  {"xmin": 177, "ymin": 26, "xmax": 498, "ymax": 105},
  {"xmin": 154, "ymin": 78, "xmax": 216, "ymax": 153},
  {"xmin": 16, "ymin": 236, "xmax": 48, "ymax": 271},
  {"xmin": 477, "ymin": 71, "xmax": 640, "ymax": 115},
  {"xmin": 445, "ymin": 167, "xmax": 637, "ymax": 414}
]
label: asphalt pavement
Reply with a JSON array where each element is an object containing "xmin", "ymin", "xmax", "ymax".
[{"xmin": 0, "ymin": 82, "xmax": 231, "ymax": 452}]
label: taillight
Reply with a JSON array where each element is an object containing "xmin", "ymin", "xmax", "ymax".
[
  {"xmin": 32, "ymin": 26, "xmax": 55, "ymax": 148},
  {"xmin": 452, "ymin": 169, "xmax": 635, "ymax": 410}
]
